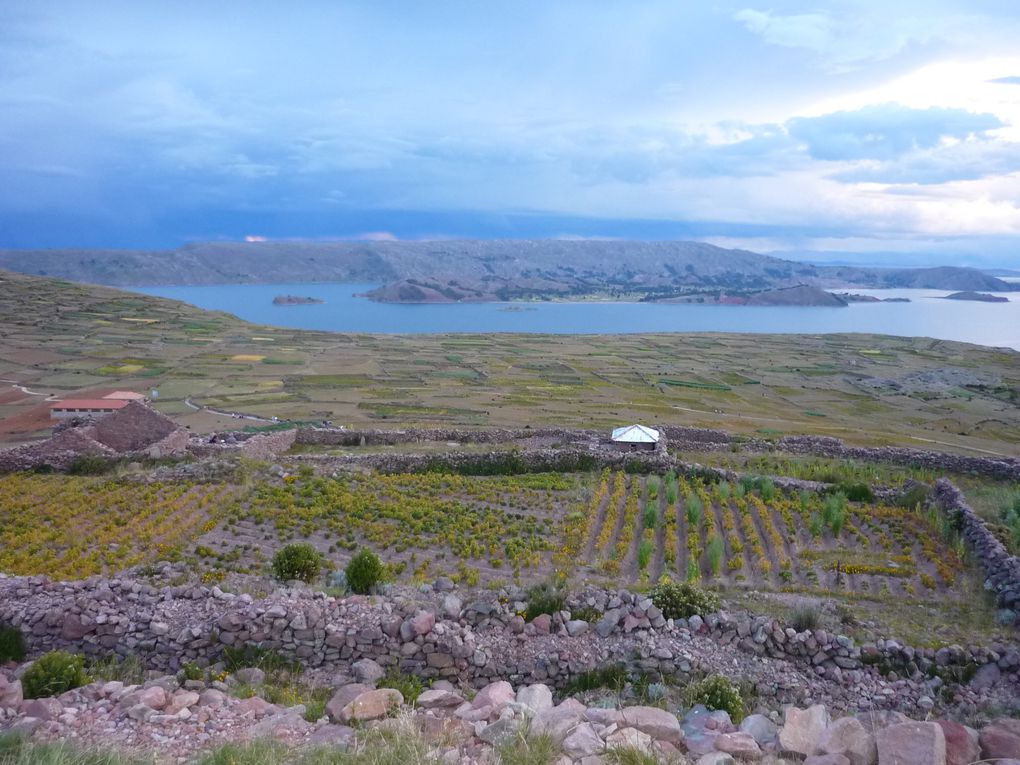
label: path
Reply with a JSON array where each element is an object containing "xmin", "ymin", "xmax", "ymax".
[
  {"xmin": 183, "ymin": 397, "xmax": 274, "ymax": 423},
  {"xmin": 0, "ymin": 380, "xmax": 58, "ymax": 401}
]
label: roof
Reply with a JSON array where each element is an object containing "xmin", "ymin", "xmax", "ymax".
[
  {"xmin": 49, "ymin": 399, "xmax": 131, "ymax": 410},
  {"xmin": 102, "ymin": 391, "xmax": 147, "ymax": 400},
  {"xmin": 611, "ymin": 424, "xmax": 660, "ymax": 443}
]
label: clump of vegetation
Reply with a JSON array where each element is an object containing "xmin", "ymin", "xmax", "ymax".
[
  {"xmin": 650, "ymin": 579, "xmax": 720, "ymax": 619},
  {"xmin": 681, "ymin": 675, "xmax": 745, "ymax": 721},
  {"xmin": 0, "ymin": 624, "xmax": 25, "ymax": 663},
  {"xmin": 497, "ymin": 729, "xmax": 558, "ymax": 765},
  {"xmin": 685, "ymin": 495, "xmax": 703, "ymax": 525},
  {"xmin": 525, "ymin": 576, "xmax": 568, "ymax": 621},
  {"xmin": 637, "ymin": 540, "xmax": 654, "ymax": 571},
  {"xmin": 562, "ymin": 664, "xmax": 629, "ymax": 694},
  {"xmin": 222, "ymin": 645, "xmax": 298, "ymax": 674},
  {"xmin": 345, "ymin": 549, "xmax": 385, "ymax": 594},
  {"xmin": 707, "ymin": 536, "xmax": 724, "ymax": 576},
  {"xmin": 791, "ymin": 604, "xmax": 821, "ymax": 632},
  {"xmin": 377, "ymin": 667, "xmax": 426, "ymax": 705},
  {"xmin": 21, "ymin": 650, "xmax": 90, "ymax": 699},
  {"xmin": 66, "ymin": 454, "xmax": 116, "ymax": 476},
  {"xmin": 87, "ymin": 654, "xmax": 146, "ymax": 685},
  {"xmin": 271, "ymin": 542, "xmax": 322, "ymax": 583},
  {"xmin": 821, "ymin": 493, "xmax": 848, "ymax": 536},
  {"xmin": 663, "ymin": 471, "xmax": 679, "ymax": 505},
  {"xmin": 838, "ymin": 483, "xmax": 874, "ymax": 502}
]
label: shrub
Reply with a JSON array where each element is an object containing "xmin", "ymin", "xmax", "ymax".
[
  {"xmin": 271, "ymin": 543, "xmax": 321, "ymax": 583},
  {"xmin": 525, "ymin": 577, "xmax": 568, "ymax": 621},
  {"xmin": 378, "ymin": 667, "xmax": 426, "ymax": 704},
  {"xmin": 637, "ymin": 540, "xmax": 654, "ymax": 571},
  {"xmin": 66, "ymin": 454, "xmax": 116, "ymax": 476},
  {"xmin": 681, "ymin": 675, "xmax": 745, "ymax": 721},
  {"xmin": 345, "ymin": 548, "xmax": 385, "ymax": 594},
  {"xmin": 21, "ymin": 651, "xmax": 89, "ymax": 699},
  {"xmin": 649, "ymin": 579, "xmax": 720, "ymax": 620},
  {"xmin": 0, "ymin": 624, "xmax": 25, "ymax": 663},
  {"xmin": 223, "ymin": 645, "xmax": 298, "ymax": 674},
  {"xmin": 707, "ymin": 536, "xmax": 724, "ymax": 576},
  {"xmin": 791, "ymin": 604, "xmax": 821, "ymax": 632},
  {"xmin": 685, "ymin": 495, "xmax": 703, "ymax": 525},
  {"xmin": 839, "ymin": 482, "xmax": 874, "ymax": 502},
  {"xmin": 643, "ymin": 504, "xmax": 658, "ymax": 529}
]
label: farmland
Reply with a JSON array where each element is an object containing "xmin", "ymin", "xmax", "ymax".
[{"xmin": 0, "ymin": 269, "xmax": 1018, "ymax": 457}]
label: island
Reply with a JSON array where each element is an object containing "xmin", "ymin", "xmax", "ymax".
[
  {"xmin": 273, "ymin": 295, "xmax": 324, "ymax": 305},
  {"xmin": 942, "ymin": 291, "xmax": 1009, "ymax": 303},
  {"xmin": 835, "ymin": 293, "xmax": 912, "ymax": 303}
]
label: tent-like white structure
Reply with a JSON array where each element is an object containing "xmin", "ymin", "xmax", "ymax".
[{"xmin": 611, "ymin": 424, "xmax": 660, "ymax": 449}]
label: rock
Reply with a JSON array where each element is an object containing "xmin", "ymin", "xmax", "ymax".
[
  {"xmin": 516, "ymin": 684, "xmax": 553, "ymax": 715},
  {"xmin": 411, "ymin": 609, "xmax": 436, "ymax": 637},
  {"xmin": 198, "ymin": 689, "xmax": 226, "ymax": 708},
  {"xmin": 532, "ymin": 700, "xmax": 586, "ymax": 744},
  {"xmin": 307, "ymin": 724, "xmax": 355, "ymax": 748},
  {"xmin": 696, "ymin": 754, "xmax": 736, "ymax": 765},
  {"xmin": 434, "ymin": 576, "xmax": 455, "ymax": 592},
  {"xmin": 741, "ymin": 714, "xmax": 779, "ymax": 747},
  {"xmin": 815, "ymin": 717, "xmax": 876, "ymax": 765},
  {"xmin": 351, "ymin": 658, "xmax": 385, "ymax": 685},
  {"xmin": 716, "ymin": 731, "xmax": 763, "ymax": 760},
  {"xmin": 875, "ymin": 722, "xmax": 946, "ymax": 765},
  {"xmin": 417, "ymin": 689, "xmax": 467, "ymax": 709},
  {"xmin": 137, "ymin": 686, "xmax": 168, "ymax": 710},
  {"xmin": 0, "ymin": 677, "xmax": 23, "ymax": 710},
  {"xmin": 339, "ymin": 688, "xmax": 403, "ymax": 723},
  {"xmin": 233, "ymin": 667, "xmax": 266, "ymax": 686},
  {"xmin": 780, "ymin": 705, "xmax": 829, "ymax": 756},
  {"xmin": 980, "ymin": 718, "xmax": 1020, "ymax": 762},
  {"xmin": 21, "ymin": 697, "xmax": 62, "ymax": 721},
  {"xmin": 970, "ymin": 663, "xmax": 1001, "ymax": 691},
  {"xmin": 606, "ymin": 727, "xmax": 653, "ymax": 755},
  {"xmin": 620, "ymin": 705, "xmax": 684, "ymax": 745},
  {"xmin": 531, "ymin": 614, "xmax": 552, "ymax": 634},
  {"xmin": 325, "ymin": 684, "xmax": 372, "ymax": 722},
  {"xmin": 443, "ymin": 594, "xmax": 462, "ymax": 619},
  {"xmin": 855, "ymin": 711, "xmax": 910, "ymax": 734},
  {"xmin": 478, "ymin": 718, "xmax": 522, "ymax": 746},
  {"xmin": 235, "ymin": 696, "xmax": 277, "ymax": 716},
  {"xmin": 804, "ymin": 756, "xmax": 851, "ymax": 765},
  {"xmin": 472, "ymin": 681, "xmax": 515, "ymax": 711},
  {"xmin": 566, "ymin": 619, "xmax": 590, "ymax": 637},
  {"xmin": 936, "ymin": 720, "xmax": 980, "ymax": 765},
  {"xmin": 165, "ymin": 690, "xmax": 200, "ymax": 715},
  {"xmin": 563, "ymin": 722, "xmax": 606, "ymax": 758}
]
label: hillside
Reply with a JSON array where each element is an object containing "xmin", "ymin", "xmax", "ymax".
[
  {"xmin": 0, "ymin": 269, "xmax": 1018, "ymax": 455},
  {"xmin": 0, "ymin": 241, "xmax": 1014, "ymax": 300}
]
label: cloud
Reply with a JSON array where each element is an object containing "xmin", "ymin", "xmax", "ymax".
[
  {"xmin": 787, "ymin": 104, "xmax": 1003, "ymax": 161},
  {"xmin": 989, "ymin": 75, "xmax": 1020, "ymax": 85},
  {"xmin": 733, "ymin": 10, "xmax": 832, "ymax": 53},
  {"xmin": 835, "ymin": 139, "xmax": 1020, "ymax": 184}
]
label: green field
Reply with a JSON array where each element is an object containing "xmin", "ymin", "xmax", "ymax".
[{"xmin": 0, "ymin": 269, "xmax": 1018, "ymax": 457}]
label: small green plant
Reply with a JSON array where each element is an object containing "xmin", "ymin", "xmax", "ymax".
[
  {"xmin": 271, "ymin": 542, "xmax": 321, "ymax": 583},
  {"xmin": 605, "ymin": 746, "xmax": 659, "ymax": 765},
  {"xmin": 66, "ymin": 454, "xmax": 116, "ymax": 476},
  {"xmin": 808, "ymin": 513, "xmax": 824, "ymax": 538},
  {"xmin": 643, "ymin": 504, "xmax": 658, "ymax": 529},
  {"xmin": 525, "ymin": 576, "xmax": 568, "ymax": 621},
  {"xmin": 649, "ymin": 579, "xmax": 720, "ymax": 619},
  {"xmin": 182, "ymin": 662, "xmax": 204, "ymax": 682},
  {"xmin": 0, "ymin": 624, "xmax": 26, "ymax": 663},
  {"xmin": 562, "ymin": 664, "xmax": 628, "ymax": 694},
  {"xmin": 790, "ymin": 604, "xmax": 821, "ymax": 632},
  {"xmin": 377, "ymin": 667, "xmax": 426, "ymax": 705},
  {"xmin": 839, "ymin": 483, "xmax": 874, "ymax": 502},
  {"xmin": 664, "ymin": 472, "xmax": 679, "ymax": 505},
  {"xmin": 637, "ymin": 540, "xmax": 654, "ymax": 571},
  {"xmin": 757, "ymin": 478, "xmax": 776, "ymax": 501},
  {"xmin": 681, "ymin": 675, "xmax": 745, "ymax": 721},
  {"xmin": 686, "ymin": 495, "xmax": 703, "ymax": 525},
  {"xmin": 87, "ymin": 654, "xmax": 145, "ymax": 685},
  {"xmin": 345, "ymin": 548, "xmax": 385, "ymax": 594},
  {"xmin": 497, "ymin": 729, "xmax": 558, "ymax": 765},
  {"xmin": 686, "ymin": 559, "xmax": 700, "ymax": 582},
  {"xmin": 646, "ymin": 475, "xmax": 660, "ymax": 501},
  {"xmin": 21, "ymin": 651, "xmax": 90, "ymax": 699},
  {"xmin": 222, "ymin": 645, "xmax": 298, "ymax": 674}
]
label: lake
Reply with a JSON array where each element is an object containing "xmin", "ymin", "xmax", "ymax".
[{"xmin": 133, "ymin": 283, "xmax": 1020, "ymax": 350}]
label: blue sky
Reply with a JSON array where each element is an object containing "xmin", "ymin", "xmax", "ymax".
[{"xmin": 1, "ymin": 1, "xmax": 1019, "ymax": 266}]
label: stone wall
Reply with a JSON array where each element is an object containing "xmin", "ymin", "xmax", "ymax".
[
  {"xmin": 1, "ymin": 573, "xmax": 1016, "ymax": 714},
  {"xmin": 932, "ymin": 479, "xmax": 1020, "ymax": 620}
]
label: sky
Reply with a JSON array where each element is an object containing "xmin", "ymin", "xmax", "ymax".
[{"xmin": 1, "ymin": 1, "xmax": 1019, "ymax": 267}]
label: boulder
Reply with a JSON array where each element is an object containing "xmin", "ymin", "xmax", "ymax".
[
  {"xmin": 137, "ymin": 686, "xmax": 168, "ymax": 711},
  {"xmin": 566, "ymin": 620, "xmax": 589, "ymax": 637},
  {"xmin": 696, "ymin": 754, "xmax": 736, "ymax": 765},
  {"xmin": 936, "ymin": 720, "xmax": 980, "ymax": 765},
  {"xmin": 443, "ymin": 594, "xmax": 462, "ymax": 619},
  {"xmin": 605, "ymin": 727, "xmax": 653, "ymax": 755},
  {"xmin": 620, "ymin": 705, "xmax": 684, "ymax": 744},
  {"xmin": 165, "ymin": 690, "xmax": 200, "ymax": 715},
  {"xmin": 980, "ymin": 718, "xmax": 1020, "ymax": 762},
  {"xmin": 233, "ymin": 667, "xmax": 266, "ymax": 686},
  {"xmin": 875, "ymin": 722, "xmax": 946, "ymax": 765},
  {"xmin": 531, "ymin": 700, "xmax": 586, "ymax": 744},
  {"xmin": 235, "ymin": 696, "xmax": 277, "ymax": 716},
  {"xmin": 417, "ymin": 689, "xmax": 467, "ymax": 709},
  {"xmin": 325, "ymin": 683, "xmax": 373, "ymax": 723},
  {"xmin": 411, "ymin": 609, "xmax": 436, "ymax": 637},
  {"xmin": 21, "ymin": 697, "xmax": 62, "ymax": 721},
  {"xmin": 563, "ymin": 722, "xmax": 606, "ymax": 759},
  {"xmin": 0, "ymin": 676, "xmax": 23, "ymax": 710},
  {"xmin": 478, "ymin": 718, "xmax": 522, "ymax": 746},
  {"xmin": 307, "ymin": 724, "xmax": 355, "ymax": 748},
  {"xmin": 715, "ymin": 731, "xmax": 763, "ymax": 760},
  {"xmin": 741, "ymin": 714, "xmax": 779, "ymax": 747},
  {"xmin": 351, "ymin": 658, "xmax": 385, "ymax": 685},
  {"xmin": 339, "ymin": 688, "xmax": 403, "ymax": 723},
  {"xmin": 472, "ymin": 681, "xmax": 515, "ymax": 711},
  {"xmin": 780, "ymin": 705, "xmax": 830, "ymax": 756},
  {"xmin": 815, "ymin": 717, "xmax": 876, "ymax": 765},
  {"xmin": 855, "ymin": 711, "xmax": 910, "ymax": 734},
  {"xmin": 804, "ymin": 756, "xmax": 851, "ymax": 765},
  {"xmin": 516, "ymin": 684, "xmax": 553, "ymax": 715},
  {"xmin": 198, "ymin": 689, "xmax": 226, "ymax": 709}
]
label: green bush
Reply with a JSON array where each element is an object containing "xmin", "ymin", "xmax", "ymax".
[
  {"xmin": 377, "ymin": 667, "xmax": 426, "ymax": 705},
  {"xmin": 838, "ymin": 482, "xmax": 874, "ymax": 502},
  {"xmin": 21, "ymin": 651, "xmax": 89, "ymax": 699},
  {"xmin": 0, "ymin": 624, "xmax": 25, "ymax": 663},
  {"xmin": 524, "ymin": 577, "xmax": 567, "ymax": 621},
  {"xmin": 67, "ymin": 454, "xmax": 117, "ymax": 476},
  {"xmin": 345, "ymin": 548, "xmax": 385, "ymax": 594},
  {"xmin": 649, "ymin": 579, "xmax": 720, "ymax": 619},
  {"xmin": 271, "ymin": 543, "xmax": 321, "ymax": 583},
  {"xmin": 682, "ymin": 675, "xmax": 745, "ymax": 721},
  {"xmin": 791, "ymin": 604, "xmax": 821, "ymax": 632}
]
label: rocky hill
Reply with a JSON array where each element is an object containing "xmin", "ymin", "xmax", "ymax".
[{"xmin": 1, "ymin": 240, "xmax": 1014, "ymax": 301}]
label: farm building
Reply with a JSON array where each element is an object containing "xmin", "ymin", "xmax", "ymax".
[
  {"xmin": 102, "ymin": 391, "xmax": 147, "ymax": 401},
  {"xmin": 611, "ymin": 424, "xmax": 660, "ymax": 451},
  {"xmin": 48, "ymin": 399, "xmax": 130, "ymax": 420}
]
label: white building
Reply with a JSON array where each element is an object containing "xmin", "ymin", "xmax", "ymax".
[
  {"xmin": 49, "ymin": 399, "xmax": 130, "ymax": 420},
  {"xmin": 611, "ymin": 424, "xmax": 660, "ymax": 451}
]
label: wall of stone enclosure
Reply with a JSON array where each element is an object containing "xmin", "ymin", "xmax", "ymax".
[{"xmin": 2, "ymin": 572, "xmax": 1016, "ymax": 704}]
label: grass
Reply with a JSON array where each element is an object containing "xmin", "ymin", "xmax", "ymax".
[
  {"xmin": 496, "ymin": 730, "xmax": 558, "ymax": 765},
  {"xmin": 0, "ymin": 735, "xmax": 152, "ymax": 765}
]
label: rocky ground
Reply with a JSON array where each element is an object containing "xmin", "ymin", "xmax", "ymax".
[{"xmin": 3, "ymin": 660, "xmax": 1020, "ymax": 764}]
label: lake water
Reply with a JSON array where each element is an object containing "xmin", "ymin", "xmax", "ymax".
[{"xmin": 133, "ymin": 282, "xmax": 1020, "ymax": 350}]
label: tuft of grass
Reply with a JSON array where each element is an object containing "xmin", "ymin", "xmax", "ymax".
[
  {"xmin": 377, "ymin": 668, "xmax": 426, "ymax": 705},
  {"xmin": 604, "ymin": 747, "xmax": 659, "ymax": 765},
  {"xmin": 496, "ymin": 730, "xmax": 557, "ymax": 765},
  {"xmin": 791, "ymin": 604, "xmax": 821, "ymax": 632},
  {"xmin": 0, "ymin": 625, "xmax": 26, "ymax": 663},
  {"xmin": 0, "ymin": 734, "xmax": 154, "ymax": 765},
  {"xmin": 86, "ymin": 655, "xmax": 145, "ymax": 686}
]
